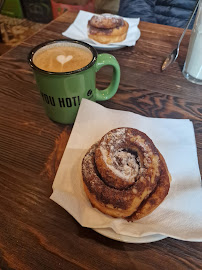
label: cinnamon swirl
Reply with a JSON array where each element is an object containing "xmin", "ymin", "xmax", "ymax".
[{"xmin": 82, "ymin": 128, "xmax": 171, "ymax": 220}]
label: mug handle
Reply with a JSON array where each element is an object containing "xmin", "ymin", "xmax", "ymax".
[{"xmin": 95, "ymin": 53, "xmax": 120, "ymax": 101}]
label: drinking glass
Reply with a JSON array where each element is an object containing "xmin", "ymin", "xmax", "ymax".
[{"xmin": 183, "ymin": 0, "xmax": 202, "ymax": 85}]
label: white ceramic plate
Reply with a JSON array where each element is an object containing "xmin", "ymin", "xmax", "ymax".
[
  {"xmin": 72, "ymin": 38, "xmax": 126, "ymax": 51},
  {"xmin": 91, "ymin": 44, "xmax": 126, "ymax": 51},
  {"xmin": 94, "ymin": 228, "xmax": 167, "ymax": 243}
]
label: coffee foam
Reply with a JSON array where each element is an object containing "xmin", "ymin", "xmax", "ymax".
[{"xmin": 33, "ymin": 42, "xmax": 93, "ymax": 73}]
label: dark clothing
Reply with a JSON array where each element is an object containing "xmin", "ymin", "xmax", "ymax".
[{"xmin": 118, "ymin": 0, "xmax": 197, "ymax": 28}]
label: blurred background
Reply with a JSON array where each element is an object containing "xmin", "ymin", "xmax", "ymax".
[
  {"xmin": 0, "ymin": 0, "xmax": 120, "ymax": 55},
  {"xmin": 0, "ymin": 0, "xmax": 196, "ymax": 55}
]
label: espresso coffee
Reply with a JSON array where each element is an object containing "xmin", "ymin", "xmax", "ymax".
[{"xmin": 33, "ymin": 42, "xmax": 93, "ymax": 73}]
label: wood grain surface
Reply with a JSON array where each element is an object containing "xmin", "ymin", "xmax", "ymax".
[{"xmin": 0, "ymin": 11, "xmax": 202, "ymax": 270}]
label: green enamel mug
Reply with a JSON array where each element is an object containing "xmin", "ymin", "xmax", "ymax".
[{"xmin": 28, "ymin": 39, "xmax": 120, "ymax": 124}]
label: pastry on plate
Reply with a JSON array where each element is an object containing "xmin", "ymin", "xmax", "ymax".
[
  {"xmin": 82, "ymin": 127, "xmax": 171, "ymax": 221},
  {"xmin": 87, "ymin": 14, "xmax": 129, "ymax": 44}
]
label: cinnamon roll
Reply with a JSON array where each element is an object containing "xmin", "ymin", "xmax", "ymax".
[
  {"xmin": 87, "ymin": 14, "xmax": 129, "ymax": 44},
  {"xmin": 82, "ymin": 128, "xmax": 171, "ymax": 220}
]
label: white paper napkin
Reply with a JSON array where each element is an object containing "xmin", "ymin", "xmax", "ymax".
[
  {"xmin": 62, "ymin": 10, "xmax": 140, "ymax": 48},
  {"xmin": 51, "ymin": 99, "xmax": 202, "ymax": 242}
]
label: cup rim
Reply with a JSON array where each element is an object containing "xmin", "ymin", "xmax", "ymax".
[{"xmin": 28, "ymin": 39, "xmax": 98, "ymax": 75}]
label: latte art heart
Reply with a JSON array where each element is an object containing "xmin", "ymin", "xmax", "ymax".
[
  {"xmin": 33, "ymin": 45, "xmax": 92, "ymax": 72},
  {"xmin": 56, "ymin": 55, "xmax": 73, "ymax": 65}
]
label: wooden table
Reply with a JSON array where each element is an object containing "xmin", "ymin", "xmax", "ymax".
[{"xmin": 0, "ymin": 11, "xmax": 202, "ymax": 270}]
